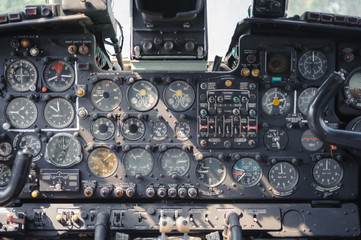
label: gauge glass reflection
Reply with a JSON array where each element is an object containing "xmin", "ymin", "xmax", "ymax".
[
  {"xmin": 298, "ymin": 50, "xmax": 328, "ymax": 81},
  {"xmin": 196, "ymin": 157, "xmax": 226, "ymax": 186},
  {"xmin": 123, "ymin": 148, "xmax": 154, "ymax": 176},
  {"xmin": 298, "ymin": 87, "xmax": 318, "ymax": 116},
  {"xmin": 163, "ymin": 81, "xmax": 195, "ymax": 111},
  {"xmin": 44, "ymin": 98, "xmax": 75, "ymax": 128},
  {"xmin": 344, "ymin": 68, "xmax": 361, "ymax": 109},
  {"xmin": 43, "ymin": 61, "xmax": 74, "ymax": 92},
  {"xmin": 232, "ymin": 158, "xmax": 262, "ymax": 187},
  {"xmin": 88, "ymin": 148, "xmax": 118, "ymax": 178},
  {"xmin": 160, "ymin": 148, "xmax": 190, "ymax": 176},
  {"xmin": 121, "ymin": 118, "xmax": 145, "ymax": 141},
  {"xmin": 301, "ymin": 129, "xmax": 323, "ymax": 152},
  {"xmin": 91, "ymin": 118, "xmax": 115, "ymax": 141},
  {"xmin": 127, "ymin": 80, "xmax": 158, "ymax": 111},
  {"xmin": 268, "ymin": 162, "xmax": 299, "ymax": 192},
  {"xmin": 90, "ymin": 80, "xmax": 122, "ymax": 111},
  {"xmin": 261, "ymin": 88, "xmax": 292, "ymax": 116},
  {"xmin": 313, "ymin": 158, "xmax": 343, "ymax": 188}
]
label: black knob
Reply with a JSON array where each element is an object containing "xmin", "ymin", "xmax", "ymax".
[
  {"xmin": 164, "ymin": 41, "xmax": 174, "ymax": 51},
  {"xmin": 153, "ymin": 37, "xmax": 163, "ymax": 46},
  {"xmin": 185, "ymin": 41, "xmax": 195, "ymax": 52},
  {"xmin": 142, "ymin": 41, "xmax": 153, "ymax": 52}
]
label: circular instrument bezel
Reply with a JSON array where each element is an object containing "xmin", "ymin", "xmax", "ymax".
[
  {"xmin": 263, "ymin": 128, "xmax": 289, "ymax": 151},
  {"xmin": 195, "ymin": 157, "xmax": 226, "ymax": 187},
  {"xmin": 232, "ymin": 157, "xmax": 262, "ymax": 187},
  {"xmin": 6, "ymin": 97, "xmax": 38, "ymax": 129},
  {"xmin": 301, "ymin": 129, "xmax": 323, "ymax": 152},
  {"xmin": 159, "ymin": 148, "xmax": 191, "ymax": 177},
  {"xmin": 151, "ymin": 121, "xmax": 168, "ymax": 141},
  {"xmin": 0, "ymin": 163, "xmax": 11, "ymax": 187},
  {"xmin": 87, "ymin": 147, "xmax": 118, "ymax": 178},
  {"xmin": 298, "ymin": 50, "xmax": 328, "ymax": 81},
  {"xmin": 163, "ymin": 80, "xmax": 195, "ymax": 112},
  {"xmin": 174, "ymin": 121, "xmax": 191, "ymax": 141},
  {"xmin": 121, "ymin": 118, "xmax": 146, "ymax": 141},
  {"xmin": 18, "ymin": 134, "xmax": 42, "ymax": 157},
  {"xmin": 127, "ymin": 80, "xmax": 159, "ymax": 112},
  {"xmin": 312, "ymin": 158, "xmax": 343, "ymax": 188},
  {"xmin": 0, "ymin": 142, "xmax": 13, "ymax": 158},
  {"xmin": 43, "ymin": 60, "xmax": 75, "ymax": 92},
  {"xmin": 43, "ymin": 97, "xmax": 75, "ymax": 128},
  {"xmin": 261, "ymin": 88, "xmax": 292, "ymax": 117},
  {"xmin": 90, "ymin": 79, "xmax": 122, "ymax": 111},
  {"xmin": 91, "ymin": 117, "xmax": 116, "ymax": 141},
  {"xmin": 268, "ymin": 162, "xmax": 299, "ymax": 193},
  {"xmin": 344, "ymin": 67, "xmax": 361, "ymax": 109},
  {"xmin": 298, "ymin": 87, "xmax": 318, "ymax": 116},
  {"xmin": 5, "ymin": 59, "xmax": 38, "ymax": 92},
  {"xmin": 123, "ymin": 148, "xmax": 154, "ymax": 177}
]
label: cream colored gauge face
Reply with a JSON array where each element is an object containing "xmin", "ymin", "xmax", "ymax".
[
  {"xmin": 127, "ymin": 80, "xmax": 159, "ymax": 111},
  {"xmin": 88, "ymin": 148, "xmax": 118, "ymax": 178}
]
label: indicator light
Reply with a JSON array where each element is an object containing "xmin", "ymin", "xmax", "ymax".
[
  {"xmin": 252, "ymin": 69, "xmax": 260, "ymax": 77},
  {"xmin": 25, "ymin": 7, "xmax": 37, "ymax": 16},
  {"xmin": 31, "ymin": 190, "xmax": 39, "ymax": 198},
  {"xmin": 68, "ymin": 45, "xmax": 77, "ymax": 55},
  {"xmin": 72, "ymin": 215, "xmax": 79, "ymax": 222},
  {"xmin": 225, "ymin": 80, "xmax": 232, "ymax": 87},
  {"xmin": 42, "ymin": 87, "xmax": 48, "ymax": 93},
  {"xmin": 78, "ymin": 45, "xmax": 89, "ymax": 55},
  {"xmin": 21, "ymin": 39, "xmax": 30, "ymax": 48},
  {"xmin": 8, "ymin": 13, "xmax": 21, "ymax": 22},
  {"xmin": 0, "ymin": 15, "xmax": 8, "ymax": 23},
  {"xmin": 56, "ymin": 215, "xmax": 62, "ymax": 222},
  {"xmin": 241, "ymin": 68, "xmax": 250, "ymax": 77}
]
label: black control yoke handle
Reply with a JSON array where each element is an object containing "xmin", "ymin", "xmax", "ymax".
[
  {"xmin": 307, "ymin": 70, "xmax": 361, "ymax": 150},
  {"xmin": 0, "ymin": 149, "xmax": 32, "ymax": 206}
]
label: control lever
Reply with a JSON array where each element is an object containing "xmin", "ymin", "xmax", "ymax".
[
  {"xmin": 307, "ymin": 70, "xmax": 361, "ymax": 149},
  {"xmin": 225, "ymin": 212, "xmax": 242, "ymax": 240},
  {"xmin": 94, "ymin": 212, "xmax": 110, "ymax": 240},
  {"xmin": 0, "ymin": 148, "xmax": 32, "ymax": 206}
]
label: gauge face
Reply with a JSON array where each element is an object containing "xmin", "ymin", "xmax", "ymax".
[
  {"xmin": 90, "ymin": 80, "xmax": 122, "ymax": 111},
  {"xmin": 163, "ymin": 81, "xmax": 195, "ymax": 111},
  {"xmin": 123, "ymin": 148, "xmax": 154, "ymax": 176},
  {"xmin": 88, "ymin": 148, "xmax": 118, "ymax": 178},
  {"xmin": 301, "ymin": 129, "xmax": 323, "ymax": 152},
  {"xmin": 18, "ymin": 134, "xmax": 41, "ymax": 157},
  {"xmin": 127, "ymin": 80, "xmax": 159, "ymax": 111},
  {"xmin": 5, "ymin": 59, "xmax": 37, "ymax": 92},
  {"xmin": 313, "ymin": 158, "xmax": 343, "ymax": 188},
  {"xmin": 91, "ymin": 118, "xmax": 115, "ymax": 141},
  {"xmin": 6, "ymin": 97, "xmax": 37, "ymax": 129},
  {"xmin": 45, "ymin": 133, "xmax": 82, "ymax": 167},
  {"xmin": 298, "ymin": 51, "xmax": 328, "ymax": 81},
  {"xmin": 151, "ymin": 121, "xmax": 168, "ymax": 140},
  {"xmin": 298, "ymin": 87, "xmax": 318, "ymax": 116},
  {"xmin": 160, "ymin": 148, "xmax": 190, "ymax": 176},
  {"xmin": 196, "ymin": 157, "xmax": 226, "ymax": 186},
  {"xmin": 261, "ymin": 88, "xmax": 291, "ymax": 116},
  {"xmin": 121, "ymin": 118, "xmax": 145, "ymax": 141},
  {"xmin": 0, "ymin": 142, "xmax": 12, "ymax": 157},
  {"xmin": 43, "ymin": 61, "xmax": 74, "ymax": 92},
  {"xmin": 344, "ymin": 68, "xmax": 361, "ymax": 109},
  {"xmin": 264, "ymin": 128, "xmax": 288, "ymax": 151},
  {"xmin": 268, "ymin": 162, "xmax": 299, "ymax": 192},
  {"xmin": 44, "ymin": 98, "xmax": 75, "ymax": 128},
  {"xmin": 175, "ymin": 122, "xmax": 191, "ymax": 140},
  {"xmin": 0, "ymin": 164, "xmax": 11, "ymax": 187},
  {"xmin": 232, "ymin": 158, "xmax": 262, "ymax": 187}
]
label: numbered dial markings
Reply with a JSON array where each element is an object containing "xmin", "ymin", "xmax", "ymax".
[
  {"xmin": 344, "ymin": 67, "xmax": 361, "ymax": 109},
  {"xmin": 88, "ymin": 148, "xmax": 118, "ymax": 178},
  {"xmin": 5, "ymin": 59, "xmax": 37, "ymax": 92},
  {"xmin": 268, "ymin": 162, "xmax": 299, "ymax": 192},
  {"xmin": 90, "ymin": 80, "xmax": 122, "ymax": 111},
  {"xmin": 301, "ymin": 129, "xmax": 323, "ymax": 152},
  {"xmin": 261, "ymin": 88, "xmax": 291, "ymax": 116},
  {"xmin": 196, "ymin": 157, "xmax": 226, "ymax": 186},
  {"xmin": 91, "ymin": 118, "xmax": 115, "ymax": 141},
  {"xmin": 121, "ymin": 118, "xmax": 145, "ymax": 141},
  {"xmin": 44, "ymin": 98, "xmax": 75, "ymax": 128},
  {"xmin": 0, "ymin": 142, "xmax": 12, "ymax": 157},
  {"xmin": 175, "ymin": 122, "xmax": 191, "ymax": 140},
  {"xmin": 164, "ymin": 81, "xmax": 195, "ymax": 111},
  {"xmin": 151, "ymin": 121, "xmax": 168, "ymax": 140},
  {"xmin": 123, "ymin": 148, "xmax": 154, "ymax": 176},
  {"xmin": 298, "ymin": 50, "xmax": 328, "ymax": 81},
  {"xmin": 264, "ymin": 128, "xmax": 288, "ymax": 151},
  {"xmin": 313, "ymin": 158, "xmax": 343, "ymax": 188},
  {"xmin": 160, "ymin": 148, "xmax": 190, "ymax": 176},
  {"xmin": 18, "ymin": 134, "xmax": 41, "ymax": 157},
  {"xmin": 0, "ymin": 164, "xmax": 11, "ymax": 187},
  {"xmin": 127, "ymin": 80, "xmax": 158, "ymax": 111},
  {"xmin": 232, "ymin": 158, "xmax": 262, "ymax": 187},
  {"xmin": 43, "ymin": 61, "xmax": 74, "ymax": 92},
  {"xmin": 298, "ymin": 87, "xmax": 318, "ymax": 116},
  {"xmin": 6, "ymin": 97, "xmax": 37, "ymax": 129}
]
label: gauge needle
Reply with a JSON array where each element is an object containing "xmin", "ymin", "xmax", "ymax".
[
  {"xmin": 56, "ymin": 100, "xmax": 60, "ymax": 112},
  {"xmin": 50, "ymin": 106, "xmax": 59, "ymax": 112},
  {"xmin": 96, "ymin": 97, "xmax": 104, "ymax": 103},
  {"xmin": 47, "ymin": 76, "xmax": 58, "ymax": 81},
  {"xmin": 325, "ymin": 159, "xmax": 329, "ymax": 170},
  {"xmin": 103, "ymin": 154, "xmax": 113, "ymax": 162},
  {"xmin": 280, "ymin": 163, "xmax": 284, "ymax": 174},
  {"xmin": 61, "ymin": 75, "xmax": 72, "ymax": 78},
  {"xmin": 237, "ymin": 172, "xmax": 246, "ymax": 181}
]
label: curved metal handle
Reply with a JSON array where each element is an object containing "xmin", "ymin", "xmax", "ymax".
[
  {"xmin": 0, "ymin": 149, "xmax": 33, "ymax": 206},
  {"xmin": 307, "ymin": 71, "xmax": 361, "ymax": 150}
]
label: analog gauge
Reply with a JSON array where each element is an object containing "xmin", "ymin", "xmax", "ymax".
[
  {"xmin": 90, "ymin": 80, "xmax": 122, "ymax": 111},
  {"xmin": 151, "ymin": 121, "xmax": 168, "ymax": 140},
  {"xmin": 45, "ymin": 133, "xmax": 82, "ymax": 167},
  {"xmin": 127, "ymin": 80, "xmax": 159, "ymax": 111},
  {"xmin": 268, "ymin": 162, "xmax": 299, "ymax": 192},
  {"xmin": 5, "ymin": 59, "xmax": 37, "ymax": 92},
  {"xmin": 18, "ymin": 134, "xmax": 41, "ymax": 157},
  {"xmin": 298, "ymin": 87, "xmax": 318, "ymax": 116},
  {"xmin": 123, "ymin": 148, "xmax": 154, "ymax": 176},
  {"xmin": 0, "ymin": 142, "xmax": 12, "ymax": 157},
  {"xmin": 91, "ymin": 118, "xmax": 115, "ymax": 141},
  {"xmin": 261, "ymin": 88, "xmax": 292, "ymax": 116},
  {"xmin": 301, "ymin": 129, "xmax": 323, "ymax": 152},
  {"xmin": 88, "ymin": 148, "xmax": 118, "ymax": 178},
  {"xmin": 44, "ymin": 98, "xmax": 75, "ymax": 128},
  {"xmin": 232, "ymin": 158, "xmax": 262, "ymax": 187},
  {"xmin": 163, "ymin": 81, "xmax": 195, "ymax": 111},
  {"xmin": 298, "ymin": 50, "xmax": 328, "ymax": 81},
  {"xmin": 264, "ymin": 128, "xmax": 288, "ymax": 151},
  {"xmin": 313, "ymin": 158, "xmax": 343, "ymax": 188},
  {"xmin": 6, "ymin": 97, "xmax": 37, "ymax": 129},
  {"xmin": 121, "ymin": 118, "xmax": 145, "ymax": 141},
  {"xmin": 43, "ymin": 61, "xmax": 74, "ymax": 92},
  {"xmin": 196, "ymin": 157, "xmax": 226, "ymax": 186},
  {"xmin": 0, "ymin": 164, "xmax": 11, "ymax": 187},
  {"xmin": 160, "ymin": 148, "xmax": 190, "ymax": 176},
  {"xmin": 344, "ymin": 67, "xmax": 361, "ymax": 109},
  {"xmin": 175, "ymin": 121, "xmax": 191, "ymax": 140}
]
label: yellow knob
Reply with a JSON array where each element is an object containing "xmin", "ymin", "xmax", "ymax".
[
  {"xmin": 273, "ymin": 98, "xmax": 280, "ymax": 106},
  {"xmin": 176, "ymin": 90, "xmax": 183, "ymax": 97},
  {"xmin": 139, "ymin": 89, "xmax": 147, "ymax": 96}
]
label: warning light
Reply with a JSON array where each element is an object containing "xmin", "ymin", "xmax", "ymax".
[
  {"xmin": 225, "ymin": 80, "xmax": 232, "ymax": 87},
  {"xmin": 25, "ymin": 7, "xmax": 38, "ymax": 16},
  {"xmin": 252, "ymin": 69, "xmax": 260, "ymax": 77},
  {"xmin": 21, "ymin": 39, "xmax": 30, "ymax": 48},
  {"xmin": 42, "ymin": 87, "xmax": 48, "ymax": 93},
  {"xmin": 241, "ymin": 68, "xmax": 250, "ymax": 77}
]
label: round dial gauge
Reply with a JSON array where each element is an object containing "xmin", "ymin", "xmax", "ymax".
[
  {"xmin": 18, "ymin": 134, "xmax": 41, "ymax": 157},
  {"xmin": 91, "ymin": 118, "xmax": 115, "ymax": 141},
  {"xmin": 6, "ymin": 97, "xmax": 37, "ymax": 129},
  {"xmin": 88, "ymin": 148, "xmax": 118, "ymax": 178},
  {"xmin": 298, "ymin": 87, "xmax": 318, "ymax": 116},
  {"xmin": 163, "ymin": 81, "xmax": 195, "ymax": 112},
  {"xmin": 313, "ymin": 158, "xmax": 343, "ymax": 188},
  {"xmin": 90, "ymin": 80, "xmax": 122, "ymax": 111},
  {"xmin": 5, "ymin": 59, "xmax": 37, "ymax": 92},
  {"xmin": 301, "ymin": 129, "xmax": 323, "ymax": 152},
  {"xmin": 261, "ymin": 88, "xmax": 292, "ymax": 116},
  {"xmin": 196, "ymin": 157, "xmax": 226, "ymax": 186},
  {"xmin": 43, "ymin": 61, "xmax": 74, "ymax": 92},
  {"xmin": 44, "ymin": 98, "xmax": 75, "ymax": 128},
  {"xmin": 298, "ymin": 50, "xmax": 328, "ymax": 81},
  {"xmin": 232, "ymin": 158, "xmax": 262, "ymax": 187},
  {"xmin": 175, "ymin": 122, "xmax": 191, "ymax": 140},
  {"xmin": 160, "ymin": 148, "xmax": 190, "ymax": 176},
  {"xmin": 127, "ymin": 80, "xmax": 158, "ymax": 111},
  {"xmin": 268, "ymin": 162, "xmax": 299, "ymax": 192},
  {"xmin": 45, "ymin": 133, "xmax": 82, "ymax": 167},
  {"xmin": 151, "ymin": 121, "xmax": 168, "ymax": 140},
  {"xmin": 344, "ymin": 68, "xmax": 361, "ymax": 109},
  {"xmin": 0, "ymin": 164, "xmax": 11, "ymax": 187},
  {"xmin": 123, "ymin": 148, "xmax": 154, "ymax": 176},
  {"xmin": 0, "ymin": 142, "xmax": 12, "ymax": 157},
  {"xmin": 121, "ymin": 118, "xmax": 145, "ymax": 141},
  {"xmin": 264, "ymin": 128, "xmax": 288, "ymax": 151}
]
